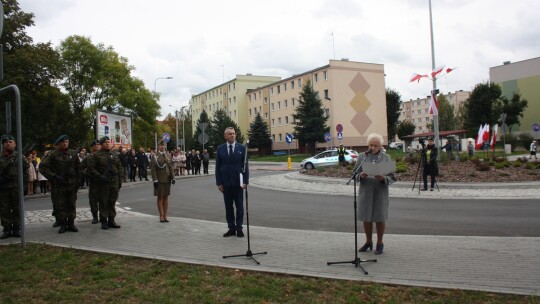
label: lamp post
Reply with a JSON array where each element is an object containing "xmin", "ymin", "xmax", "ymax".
[
  {"xmin": 169, "ymin": 105, "xmax": 180, "ymax": 151},
  {"xmin": 153, "ymin": 77, "xmax": 173, "ymax": 150},
  {"xmin": 428, "ymin": 0, "xmax": 440, "ymax": 156},
  {"xmin": 180, "ymin": 105, "xmax": 188, "ymax": 152}
]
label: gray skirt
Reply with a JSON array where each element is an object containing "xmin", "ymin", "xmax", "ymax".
[{"xmin": 154, "ymin": 182, "xmax": 171, "ymax": 197}]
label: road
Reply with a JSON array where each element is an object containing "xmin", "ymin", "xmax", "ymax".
[{"xmin": 25, "ymin": 170, "xmax": 540, "ymax": 236}]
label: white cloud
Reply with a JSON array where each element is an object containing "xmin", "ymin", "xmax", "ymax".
[{"xmin": 17, "ymin": 0, "xmax": 540, "ymax": 117}]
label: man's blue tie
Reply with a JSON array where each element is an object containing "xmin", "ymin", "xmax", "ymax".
[{"xmin": 229, "ymin": 144, "xmax": 233, "ymax": 157}]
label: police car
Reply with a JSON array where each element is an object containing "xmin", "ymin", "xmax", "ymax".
[{"xmin": 300, "ymin": 149, "xmax": 358, "ymax": 170}]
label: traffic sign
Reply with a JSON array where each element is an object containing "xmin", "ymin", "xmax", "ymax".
[
  {"xmin": 162, "ymin": 132, "xmax": 171, "ymax": 143},
  {"xmin": 285, "ymin": 133, "xmax": 293, "ymax": 144},
  {"xmin": 336, "ymin": 124, "xmax": 343, "ymax": 133},
  {"xmin": 337, "ymin": 132, "xmax": 343, "ymax": 140},
  {"xmin": 533, "ymin": 123, "xmax": 540, "ymax": 132},
  {"xmin": 324, "ymin": 133, "xmax": 331, "ymax": 143}
]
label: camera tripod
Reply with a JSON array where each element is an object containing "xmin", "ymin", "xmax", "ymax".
[{"xmin": 412, "ymin": 147, "xmax": 440, "ymax": 194}]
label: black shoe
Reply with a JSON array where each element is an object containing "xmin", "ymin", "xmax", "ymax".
[
  {"xmin": 108, "ymin": 221, "xmax": 121, "ymax": 228},
  {"xmin": 91, "ymin": 218, "xmax": 99, "ymax": 224},
  {"xmin": 11, "ymin": 230, "xmax": 21, "ymax": 237},
  {"xmin": 101, "ymin": 222, "xmax": 109, "ymax": 230},
  {"xmin": 430, "ymin": 188, "xmax": 434, "ymax": 191},
  {"xmin": 358, "ymin": 242, "xmax": 373, "ymax": 252},
  {"xmin": 223, "ymin": 229, "xmax": 236, "ymax": 237},
  {"xmin": 0, "ymin": 231, "xmax": 11, "ymax": 239},
  {"xmin": 67, "ymin": 224, "xmax": 78, "ymax": 232},
  {"xmin": 58, "ymin": 225, "xmax": 68, "ymax": 234},
  {"xmin": 52, "ymin": 221, "xmax": 60, "ymax": 227},
  {"xmin": 236, "ymin": 230, "xmax": 244, "ymax": 238},
  {"xmin": 145, "ymin": 179, "xmax": 149, "ymax": 181}
]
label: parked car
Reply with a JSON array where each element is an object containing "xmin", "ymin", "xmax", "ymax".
[
  {"xmin": 300, "ymin": 149, "xmax": 358, "ymax": 170},
  {"xmin": 389, "ymin": 142, "xmax": 403, "ymax": 149}
]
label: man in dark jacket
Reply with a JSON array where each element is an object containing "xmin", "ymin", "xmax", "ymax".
[
  {"xmin": 136, "ymin": 147, "xmax": 149, "ymax": 181},
  {"xmin": 118, "ymin": 147, "xmax": 128, "ymax": 183}
]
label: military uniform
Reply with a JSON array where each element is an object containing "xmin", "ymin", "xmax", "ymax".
[
  {"xmin": 150, "ymin": 151, "xmax": 175, "ymax": 197},
  {"xmin": 39, "ymin": 135, "xmax": 81, "ymax": 233},
  {"xmin": 0, "ymin": 135, "xmax": 29, "ymax": 239},
  {"xmin": 86, "ymin": 137, "xmax": 123, "ymax": 230},
  {"xmin": 81, "ymin": 140, "xmax": 100, "ymax": 223}
]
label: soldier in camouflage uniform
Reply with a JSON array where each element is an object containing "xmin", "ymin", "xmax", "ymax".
[
  {"xmin": 39, "ymin": 134, "xmax": 81, "ymax": 233},
  {"xmin": 81, "ymin": 140, "xmax": 101, "ymax": 224},
  {"xmin": 87, "ymin": 136, "xmax": 123, "ymax": 230},
  {"xmin": 0, "ymin": 135, "xmax": 29, "ymax": 239}
]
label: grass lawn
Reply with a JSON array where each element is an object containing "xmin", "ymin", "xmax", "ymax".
[{"xmin": 0, "ymin": 244, "xmax": 537, "ymax": 303}]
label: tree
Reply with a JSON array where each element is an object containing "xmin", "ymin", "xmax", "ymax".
[
  {"xmin": 462, "ymin": 82, "xmax": 503, "ymax": 138},
  {"xmin": 58, "ymin": 35, "xmax": 160, "ymax": 142},
  {"xmin": 436, "ymin": 94, "xmax": 456, "ymax": 131},
  {"xmin": 248, "ymin": 113, "xmax": 272, "ymax": 156},
  {"xmin": 210, "ymin": 109, "xmax": 245, "ymax": 148},
  {"xmin": 0, "ymin": 0, "xmax": 76, "ymax": 150},
  {"xmin": 192, "ymin": 110, "xmax": 213, "ymax": 152},
  {"xmin": 397, "ymin": 120, "xmax": 416, "ymax": 141},
  {"xmin": 386, "ymin": 88, "xmax": 402, "ymax": 141},
  {"xmin": 493, "ymin": 92, "xmax": 528, "ymax": 133},
  {"xmin": 292, "ymin": 79, "xmax": 329, "ymax": 154}
]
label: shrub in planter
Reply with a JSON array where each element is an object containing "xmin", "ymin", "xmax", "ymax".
[{"xmin": 476, "ymin": 161, "xmax": 491, "ymax": 171}]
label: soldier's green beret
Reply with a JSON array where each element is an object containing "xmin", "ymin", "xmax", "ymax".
[
  {"xmin": 90, "ymin": 139, "xmax": 99, "ymax": 147},
  {"xmin": 1, "ymin": 134, "xmax": 15, "ymax": 144},
  {"xmin": 54, "ymin": 134, "xmax": 69, "ymax": 145},
  {"xmin": 99, "ymin": 136, "xmax": 110, "ymax": 144}
]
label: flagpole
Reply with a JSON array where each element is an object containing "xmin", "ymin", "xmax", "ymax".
[{"xmin": 429, "ymin": 0, "xmax": 440, "ymax": 157}]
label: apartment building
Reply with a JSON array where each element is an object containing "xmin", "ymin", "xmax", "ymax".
[
  {"xmin": 490, "ymin": 57, "xmax": 540, "ymax": 136},
  {"xmin": 247, "ymin": 59, "xmax": 387, "ymax": 152},
  {"xmin": 189, "ymin": 74, "xmax": 281, "ymax": 137},
  {"xmin": 399, "ymin": 90, "xmax": 470, "ymax": 133}
]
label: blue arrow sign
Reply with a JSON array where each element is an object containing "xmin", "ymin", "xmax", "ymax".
[
  {"xmin": 162, "ymin": 132, "xmax": 171, "ymax": 143},
  {"xmin": 324, "ymin": 133, "xmax": 331, "ymax": 143},
  {"xmin": 285, "ymin": 133, "xmax": 293, "ymax": 144}
]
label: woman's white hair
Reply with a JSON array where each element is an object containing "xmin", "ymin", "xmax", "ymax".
[{"xmin": 366, "ymin": 133, "xmax": 384, "ymax": 145}]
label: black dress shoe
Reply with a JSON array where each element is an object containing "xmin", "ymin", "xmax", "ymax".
[
  {"xmin": 236, "ymin": 230, "xmax": 244, "ymax": 238},
  {"xmin": 160, "ymin": 219, "xmax": 165, "ymax": 223},
  {"xmin": 58, "ymin": 225, "xmax": 68, "ymax": 234},
  {"xmin": 67, "ymin": 224, "xmax": 78, "ymax": 232},
  {"xmin": 52, "ymin": 221, "xmax": 60, "ymax": 227},
  {"xmin": 108, "ymin": 221, "xmax": 121, "ymax": 228},
  {"xmin": 101, "ymin": 222, "xmax": 109, "ymax": 230},
  {"xmin": 91, "ymin": 218, "xmax": 99, "ymax": 224},
  {"xmin": 0, "ymin": 231, "xmax": 11, "ymax": 239},
  {"xmin": 223, "ymin": 229, "xmax": 236, "ymax": 237}
]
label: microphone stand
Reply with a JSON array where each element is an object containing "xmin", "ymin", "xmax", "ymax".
[
  {"xmin": 223, "ymin": 142, "xmax": 267, "ymax": 264},
  {"xmin": 327, "ymin": 153, "xmax": 377, "ymax": 275}
]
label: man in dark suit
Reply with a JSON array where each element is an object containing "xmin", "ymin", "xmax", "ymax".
[{"xmin": 215, "ymin": 127, "xmax": 249, "ymax": 238}]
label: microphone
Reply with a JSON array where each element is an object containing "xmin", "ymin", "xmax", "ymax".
[{"xmin": 364, "ymin": 148, "xmax": 371, "ymax": 155}]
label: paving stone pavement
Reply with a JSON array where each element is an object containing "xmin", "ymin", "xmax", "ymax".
[{"xmin": 2, "ymin": 160, "xmax": 539, "ymax": 296}]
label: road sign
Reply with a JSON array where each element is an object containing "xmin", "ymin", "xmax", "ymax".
[
  {"xmin": 336, "ymin": 124, "xmax": 343, "ymax": 133},
  {"xmin": 285, "ymin": 133, "xmax": 293, "ymax": 144},
  {"xmin": 162, "ymin": 132, "xmax": 171, "ymax": 143},
  {"xmin": 533, "ymin": 123, "xmax": 540, "ymax": 132},
  {"xmin": 324, "ymin": 133, "xmax": 331, "ymax": 143},
  {"xmin": 198, "ymin": 133, "xmax": 209, "ymax": 144},
  {"xmin": 337, "ymin": 132, "xmax": 343, "ymax": 140}
]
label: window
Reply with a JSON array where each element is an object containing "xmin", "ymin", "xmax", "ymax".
[
  {"xmin": 323, "ymin": 70, "xmax": 328, "ymax": 80},
  {"xmin": 419, "ymin": 126, "xmax": 423, "ymax": 130},
  {"xmin": 233, "ymin": 83, "xmax": 235, "ymax": 90},
  {"xmin": 285, "ymin": 116, "xmax": 289, "ymax": 125},
  {"xmin": 284, "ymin": 100, "xmax": 288, "ymax": 108},
  {"xmin": 292, "ymin": 98, "xmax": 295, "ymax": 107},
  {"xmin": 284, "ymin": 83, "xmax": 287, "ymax": 91},
  {"xmin": 291, "ymin": 81, "xmax": 295, "ymax": 90},
  {"xmin": 272, "ymin": 119, "xmax": 275, "ymax": 126},
  {"xmin": 234, "ymin": 110, "xmax": 236, "ymax": 117},
  {"xmin": 249, "ymin": 109, "xmax": 252, "ymax": 116},
  {"xmin": 265, "ymin": 112, "xmax": 268, "ymax": 119},
  {"xmin": 277, "ymin": 85, "xmax": 281, "ymax": 94},
  {"xmin": 314, "ymin": 73, "xmax": 319, "ymax": 83},
  {"xmin": 254, "ymin": 93, "xmax": 256, "ymax": 100},
  {"xmin": 272, "ymin": 134, "xmax": 275, "ymax": 142},
  {"xmin": 249, "ymin": 95, "xmax": 252, "ymax": 102},
  {"xmin": 425, "ymin": 109, "xmax": 428, "ymax": 113},
  {"xmin": 325, "ymin": 108, "xmax": 330, "ymax": 117},
  {"xmin": 324, "ymin": 89, "xmax": 329, "ymax": 100},
  {"xmin": 278, "ymin": 117, "xmax": 282, "ymax": 125},
  {"xmin": 278, "ymin": 101, "xmax": 281, "ymax": 110},
  {"xmin": 298, "ymin": 79, "xmax": 302, "ymax": 87},
  {"xmin": 271, "ymin": 103, "xmax": 274, "ymax": 111},
  {"xmin": 233, "ymin": 97, "xmax": 236, "ymax": 103},
  {"xmin": 279, "ymin": 134, "xmax": 282, "ymax": 142},
  {"xmin": 270, "ymin": 87, "xmax": 274, "ymax": 95},
  {"xmin": 264, "ymin": 97, "xmax": 268, "ymax": 104},
  {"xmin": 426, "ymin": 117, "xmax": 430, "ymax": 122}
]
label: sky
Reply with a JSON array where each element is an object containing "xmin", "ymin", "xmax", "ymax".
[{"xmin": 18, "ymin": 0, "xmax": 540, "ymax": 119}]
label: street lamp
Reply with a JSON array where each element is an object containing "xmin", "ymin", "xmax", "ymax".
[
  {"xmin": 154, "ymin": 76, "xmax": 173, "ymax": 92},
  {"xmin": 169, "ymin": 105, "xmax": 180, "ymax": 151},
  {"xmin": 169, "ymin": 105, "xmax": 189, "ymax": 151}
]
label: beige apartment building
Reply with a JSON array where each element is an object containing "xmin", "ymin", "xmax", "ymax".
[
  {"xmin": 399, "ymin": 90, "xmax": 470, "ymax": 134},
  {"xmin": 190, "ymin": 74, "xmax": 281, "ymax": 137},
  {"xmin": 247, "ymin": 59, "xmax": 387, "ymax": 152}
]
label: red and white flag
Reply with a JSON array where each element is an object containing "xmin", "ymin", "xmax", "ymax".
[
  {"xmin": 476, "ymin": 124, "xmax": 484, "ymax": 149},
  {"xmin": 409, "ymin": 73, "xmax": 428, "ymax": 83},
  {"xmin": 490, "ymin": 124, "xmax": 498, "ymax": 149},
  {"xmin": 428, "ymin": 91, "xmax": 439, "ymax": 115},
  {"xmin": 446, "ymin": 67, "xmax": 456, "ymax": 74},
  {"xmin": 482, "ymin": 124, "xmax": 490, "ymax": 142},
  {"xmin": 431, "ymin": 65, "xmax": 445, "ymax": 79}
]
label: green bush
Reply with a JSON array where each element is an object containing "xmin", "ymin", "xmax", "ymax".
[
  {"xmin": 476, "ymin": 161, "xmax": 491, "ymax": 171},
  {"xmin": 525, "ymin": 163, "xmax": 534, "ymax": 170},
  {"xmin": 395, "ymin": 161, "xmax": 408, "ymax": 173},
  {"xmin": 495, "ymin": 162, "xmax": 510, "ymax": 169},
  {"xmin": 518, "ymin": 133, "xmax": 534, "ymax": 150},
  {"xmin": 505, "ymin": 133, "xmax": 519, "ymax": 152},
  {"xmin": 512, "ymin": 161, "xmax": 522, "ymax": 167}
]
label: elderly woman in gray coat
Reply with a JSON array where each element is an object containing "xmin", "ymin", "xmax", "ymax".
[{"xmin": 353, "ymin": 133, "xmax": 396, "ymax": 255}]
